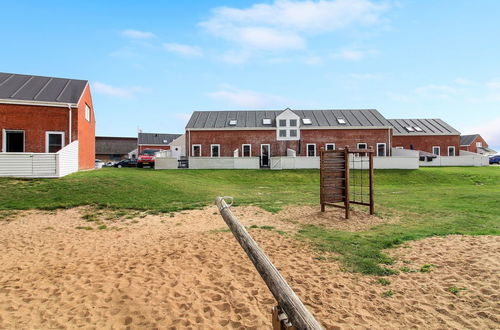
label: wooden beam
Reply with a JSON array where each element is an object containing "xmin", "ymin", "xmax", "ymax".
[{"xmin": 215, "ymin": 197, "xmax": 324, "ymax": 330}]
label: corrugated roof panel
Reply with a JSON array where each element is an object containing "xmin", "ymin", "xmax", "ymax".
[
  {"xmin": 204, "ymin": 111, "xmax": 217, "ymax": 128},
  {"xmin": 236, "ymin": 111, "xmax": 247, "ymax": 127},
  {"xmin": 57, "ymin": 80, "xmax": 88, "ymax": 103},
  {"xmin": 0, "ymin": 74, "xmax": 30, "ymax": 98},
  {"xmin": 11, "ymin": 76, "xmax": 50, "ymax": 100},
  {"xmin": 35, "ymin": 78, "xmax": 70, "ymax": 102}
]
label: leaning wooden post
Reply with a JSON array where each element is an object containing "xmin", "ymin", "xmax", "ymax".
[
  {"xmin": 344, "ymin": 147, "xmax": 350, "ymax": 219},
  {"xmin": 215, "ymin": 197, "xmax": 324, "ymax": 330},
  {"xmin": 320, "ymin": 148, "xmax": 325, "ymax": 212},
  {"xmin": 369, "ymin": 148, "xmax": 374, "ymax": 215}
]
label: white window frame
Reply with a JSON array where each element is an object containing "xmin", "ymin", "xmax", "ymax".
[
  {"xmin": 289, "ymin": 129, "xmax": 298, "ymax": 138},
  {"xmin": 289, "ymin": 119, "xmax": 297, "ymax": 127},
  {"xmin": 2, "ymin": 129, "xmax": 25, "ymax": 152},
  {"xmin": 447, "ymin": 146, "xmax": 455, "ymax": 156},
  {"xmin": 242, "ymin": 144, "xmax": 251, "ymax": 157},
  {"xmin": 210, "ymin": 144, "xmax": 220, "ymax": 158},
  {"xmin": 85, "ymin": 104, "xmax": 91, "ymax": 122},
  {"xmin": 191, "ymin": 144, "xmax": 201, "ymax": 157},
  {"xmin": 306, "ymin": 144, "xmax": 316, "ymax": 157},
  {"xmin": 325, "ymin": 143, "xmax": 335, "ymax": 151},
  {"xmin": 279, "ymin": 129, "xmax": 287, "ymax": 138},
  {"xmin": 45, "ymin": 131, "xmax": 65, "ymax": 153},
  {"xmin": 395, "ymin": 146, "xmax": 404, "ymax": 149},
  {"xmin": 476, "ymin": 141, "xmax": 482, "ymax": 148},
  {"xmin": 279, "ymin": 119, "xmax": 287, "ymax": 127},
  {"xmin": 357, "ymin": 143, "xmax": 368, "ymax": 149},
  {"xmin": 376, "ymin": 143, "xmax": 386, "ymax": 157},
  {"xmin": 432, "ymin": 146, "xmax": 440, "ymax": 156}
]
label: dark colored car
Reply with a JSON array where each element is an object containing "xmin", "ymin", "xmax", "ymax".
[
  {"xmin": 114, "ymin": 159, "xmax": 137, "ymax": 168},
  {"xmin": 489, "ymin": 155, "xmax": 500, "ymax": 164},
  {"xmin": 137, "ymin": 149, "xmax": 160, "ymax": 168}
]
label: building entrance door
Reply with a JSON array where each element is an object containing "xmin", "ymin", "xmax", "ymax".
[{"xmin": 260, "ymin": 144, "xmax": 270, "ymax": 168}]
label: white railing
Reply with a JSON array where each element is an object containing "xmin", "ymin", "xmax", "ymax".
[{"xmin": 0, "ymin": 141, "xmax": 79, "ymax": 178}]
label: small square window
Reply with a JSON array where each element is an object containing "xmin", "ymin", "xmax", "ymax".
[
  {"xmin": 279, "ymin": 129, "xmax": 287, "ymax": 137},
  {"xmin": 337, "ymin": 118, "xmax": 346, "ymax": 124},
  {"xmin": 357, "ymin": 143, "xmax": 367, "ymax": 149},
  {"xmin": 432, "ymin": 146, "xmax": 440, "ymax": 156},
  {"xmin": 302, "ymin": 118, "xmax": 312, "ymax": 125},
  {"xmin": 289, "ymin": 119, "xmax": 297, "ymax": 127},
  {"xmin": 405, "ymin": 126, "xmax": 415, "ymax": 132},
  {"xmin": 289, "ymin": 129, "xmax": 297, "ymax": 137},
  {"xmin": 414, "ymin": 126, "xmax": 423, "ymax": 132},
  {"xmin": 325, "ymin": 143, "xmax": 335, "ymax": 150},
  {"xmin": 229, "ymin": 120, "xmax": 237, "ymax": 126},
  {"xmin": 192, "ymin": 145, "xmax": 201, "ymax": 157},
  {"xmin": 262, "ymin": 118, "xmax": 272, "ymax": 125},
  {"xmin": 279, "ymin": 119, "xmax": 287, "ymax": 127}
]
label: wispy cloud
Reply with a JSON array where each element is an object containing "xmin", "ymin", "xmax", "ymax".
[
  {"xmin": 200, "ymin": 0, "xmax": 390, "ymax": 60},
  {"xmin": 332, "ymin": 48, "xmax": 378, "ymax": 61},
  {"xmin": 163, "ymin": 43, "xmax": 203, "ymax": 57},
  {"xmin": 93, "ymin": 82, "xmax": 145, "ymax": 99},
  {"xmin": 463, "ymin": 117, "xmax": 500, "ymax": 149},
  {"xmin": 121, "ymin": 29, "xmax": 156, "ymax": 39},
  {"xmin": 207, "ymin": 85, "xmax": 289, "ymax": 108}
]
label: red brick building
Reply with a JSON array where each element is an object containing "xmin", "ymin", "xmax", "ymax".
[
  {"xmin": 388, "ymin": 119, "xmax": 461, "ymax": 156},
  {"xmin": 186, "ymin": 109, "xmax": 393, "ymax": 167},
  {"xmin": 0, "ymin": 72, "xmax": 95, "ymax": 169},
  {"xmin": 460, "ymin": 134, "xmax": 494, "ymax": 154},
  {"xmin": 137, "ymin": 132, "xmax": 182, "ymax": 154}
]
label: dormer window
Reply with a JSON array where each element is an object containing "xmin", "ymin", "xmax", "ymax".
[
  {"xmin": 162, "ymin": 139, "xmax": 169, "ymax": 143},
  {"xmin": 290, "ymin": 119, "xmax": 297, "ymax": 127},
  {"xmin": 229, "ymin": 119, "xmax": 237, "ymax": 126},
  {"xmin": 405, "ymin": 126, "xmax": 415, "ymax": 132},
  {"xmin": 279, "ymin": 119, "xmax": 286, "ymax": 127},
  {"xmin": 414, "ymin": 126, "xmax": 423, "ymax": 132},
  {"xmin": 302, "ymin": 118, "xmax": 312, "ymax": 125},
  {"xmin": 337, "ymin": 118, "xmax": 346, "ymax": 124},
  {"xmin": 262, "ymin": 118, "xmax": 271, "ymax": 125}
]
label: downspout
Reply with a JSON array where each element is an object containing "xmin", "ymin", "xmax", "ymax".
[
  {"xmin": 67, "ymin": 104, "xmax": 72, "ymax": 144},
  {"xmin": 388, "ymin": 128, "xmax": 391, "ymax": 156}
]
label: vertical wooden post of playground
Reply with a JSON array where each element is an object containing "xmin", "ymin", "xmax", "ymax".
[
  {"xmin": 344, "ymin": 146, "xmax": 350, "ymax": 219},
  {"xmin": 320, "ymin": 148, "xmax": 325, "ymax": 213},
  {"xmin": 369, "ymin": 147, "xmax": 374, "ymax": 215}
]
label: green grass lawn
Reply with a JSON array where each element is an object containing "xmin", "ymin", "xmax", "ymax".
[{"xmin": 1, "ymin": 167, "xmax": 498, "ymax": 275}]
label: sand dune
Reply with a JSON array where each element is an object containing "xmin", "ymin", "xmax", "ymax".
[{"xmin": 0, "ymin": 207, "xmax": 498, "ymax": 329}]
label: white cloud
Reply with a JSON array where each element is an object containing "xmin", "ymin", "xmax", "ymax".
[
  {"xmin": 163, "ymin": 43, "xmax": 203, "ymax": 57},
  {"xmin": 219, "ymin": 50, "xmax": 252, "ymax": 64},
  {"xmin": 454, "ymin": 77, "xmax": 475, "ymax": 86},
  {"xmin": 93, "ymin": 82, "xmax": 145, "ymax": 99},
  {"xmin": 200, "ymin": 0, "xmax": 390, "ymax": 53},
  {"xmin": 121, "ymin": 29, "xmax": 156, "ymax": 39},
  {"xmin": 207, "ymin": 85, "xmax": 289, "ymax": 108},
  {"xmin": 304, "ymin": 56, "xmax": 323, "ymax": 65},
  {"xmin": 332, "ymin": 47, "xmax": 378, "ymax": 61}
]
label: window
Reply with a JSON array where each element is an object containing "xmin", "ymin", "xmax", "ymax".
[
  {"xmin": 85, "ymin": 104, "xmax": 91, "ymax": 122},
  {"xmin": 414, "ymin": 126, "xmax": 423, "ymax": 132},
  {"xmin": 357, "ymin": 143, "xmax": 367, "ymax": 149},
  {"xmin": 409, "ymin": 144, "xmax": 414, "ymax": 150},
  {"xmin": 229, "ymin": 120, "xmax": 237, "ymax": 126},
  {"xmin": 211, "ymin": 144, "xmax": 220, "ymax": 157},
  {"xmin": 476, "ymin": 142, "xmax": 482, "ymax": 148},
  {"xmin": 279, "ymin": 119, "xmax": 287, "ymax": 127},
  {"xmin": 242, "ymin": 144, "xmax": 251, "ymax": 157},
  {"xmin": 262, "ymin": 118, "xmax": 272, "ymax": 125},
  {"xmin": 192, "ymin": 144, "xmax": 201, "ymax": 157},
  {"xmin": 307, "ymin": 144, "xmax": 316, "ymax": 157},
  {"xmin": 289, "ymin": 129, "xmax": 297, "ymax": 137},
  {"xmin": 289, "ymin": 119, "xmax": 297, "ymax": 127},
  {"xmin": 405, "ymin": 126, "xmax": 415, "ymax": 132},
  {"xmin": 325, "ymin": 143, "xmax": 335, "ymax": 151},
  {"xmin": 448, "ymin": 146, "xmax": 455, "ymax": 156},
  {"xmin": 279, "ymin": 129, "xmax": 287, "ymax": 137},
  {"xmin": 302, "ymin": 118, "xmax": 312, "ymax": 125},
  {"xmin": 46, "ymin": 131, "xmax": 65, "ymax": 153},
  {"xmin": 432, "ymin": 146, "xmax": 440, "ymax": 156},
  {"xmin": 376, "ymin": 143, "xmax": 386, "ymax": 157},
  {"xmin": 2, "ymin": 130, "xmax": 24, "ymax": 152},
  {"xmin": 337, "ymin": 118, "xmax": 346, "ymax": 124}
]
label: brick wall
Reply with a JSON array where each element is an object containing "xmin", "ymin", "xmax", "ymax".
[
  {"xmin": 187, "ymin": 128, "xmax": 391, "ymax": 157},
  {"xmin": 460, "ymin": 135, "xmax": 488, "ymax": 153},
  {"xmin": 392, "ymin": 135, "xmax": 460, "ymax": 156},
  {"xmin": 76, "ymin": 84, "xmax": 96, "ymax": 170},
  {"xmin": 0, "ymin": 103, "xmax": 76, "ymax": 153}
]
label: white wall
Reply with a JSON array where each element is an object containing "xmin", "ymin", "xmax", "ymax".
[
  {"xmin": 57, "ymin": 141, "xmax": 79, "ymax": 177},
  {"xmin": 189, "ymin": 157, "xmax": 260, "ymax": 169},
  {"xmin": 420, "ymin": 155, "xmax": 489, "ymax": 167},
  {"xmin": 271, "ymin": 156, "xmax": 319, "ymax": 169},
  {"xmin": 168, "ymin": 134, "xmax": 185, "ymax": 158},
  {"xmin": 373, "ymin": 157, "xmax": 419, "ymax": 169},
  {"xmin": 155, "ymin": 157, "xmax": 178, "ymax": 169}
]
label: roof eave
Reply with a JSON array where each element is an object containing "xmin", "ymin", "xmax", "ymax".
[{"xmin": 0, "ymin": 98, "xmax": 78, "ymax": 108}]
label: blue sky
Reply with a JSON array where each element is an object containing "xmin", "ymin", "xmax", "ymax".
[{"xmin": 1, "ymin": 0, "xmax": 499, "ymax": 149}]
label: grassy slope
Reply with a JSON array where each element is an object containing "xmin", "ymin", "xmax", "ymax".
[{"xmin": 0, "ymin": 167, "xmax": 498, "ymax": 274}]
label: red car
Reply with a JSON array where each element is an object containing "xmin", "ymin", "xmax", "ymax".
[{"xmin": 137, "ymin": 149, "xmax": 160, "ymax": 168}]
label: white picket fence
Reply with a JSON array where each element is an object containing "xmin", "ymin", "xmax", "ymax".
[{"xmin": 0, "ymin": 141, "xmax": 79, "ymax": 178}]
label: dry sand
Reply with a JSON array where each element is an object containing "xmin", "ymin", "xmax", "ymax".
[{"xmin": 0, "ymin": 206, "xmax": 498, "ymax": 329}]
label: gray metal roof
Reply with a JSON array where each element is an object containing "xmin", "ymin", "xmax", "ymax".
[
  {"xmin": 138, "ymin": 133, "xmax": 182, "ymax": 145},
  {"xmin": 388, "ymin": 119, "xmax": 460, "ymax": 135},
  {"xmin": 186, "ymin": 109, "xmax": 391, "ymax": 129},
  {"xmin": 0, "ymin": 72, "xmax": 88, "ymax": 104},
  {"xmin": 460, "ymin": 134, "xmax": 480, "ymax": 146},
  {"xmin": 95, "ymin": 136, "xmax": 138, "ymax": 155}
]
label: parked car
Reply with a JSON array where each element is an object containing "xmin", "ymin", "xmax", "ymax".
[
  {"xmin": 489, "ymin": 155, "xmax": 500, "ymax": 164},
  {"xmin": 114, "ymin": 159, "xmax": 137, "ymax": 168},
  {"xmin": 105, "ymin": 161, "xmax": 116, "ymax": 167},
  {"xmin": 137, "ymin": 149, "xmax": 160, "ymax": 168},
  {"xmin": 95, "ymin": 159, "xmax": 104, "ymax": 169}
]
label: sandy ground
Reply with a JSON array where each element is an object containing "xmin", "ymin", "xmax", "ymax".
[{"xmin": 0, "ymin": 206, "xmax": 498, "ymax": 329}]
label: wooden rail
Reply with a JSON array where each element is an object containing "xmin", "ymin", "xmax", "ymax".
[{"xmin": 215, "ymin": 197, "xmax": 324, "ymax": 330}]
